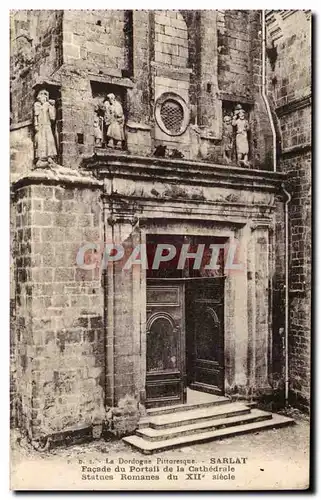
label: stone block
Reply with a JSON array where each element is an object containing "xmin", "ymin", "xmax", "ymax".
[
  {"xmin": 171, "ymin": 55, "xmax": 186, "ymax": 68},
  {"xmin": 64, "ymin": 43, "xmax": 81, "ymax": 59},
  {"xmin": 32, "ymin": 212, "xmax": 53, "ymax": 227},
  {"xmin": 54, "ymin": 213, "xmax": 76, "ymax": 228},
  {"xmin": 54, "ymin": 268, "xmax": 75, "ymax": 282},
  {"xmin": 169, "ymin": 18, "xmax": 188, "ymax": 33},
  {"xmin": 155, "ymin": 13, "xmax": 171, "ymax": 27},
  {"xmin": 41, "ymin": 227, "xmax": 65, "ymax": 243}
]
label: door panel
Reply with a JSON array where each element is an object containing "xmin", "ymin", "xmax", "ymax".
[
  {"xmin": 186, "ymin": 278, "xmax": 224, "ymax": 394},
  {"xmin": 146, "ymin": 283, "xmax": 186, "ymax": 408}
]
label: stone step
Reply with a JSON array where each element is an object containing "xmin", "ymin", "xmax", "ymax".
[
  {"xmin": 148, "ymin": 402, "xmax": 250, "ymax": 430},
  {"xmin": 244, "ymin": 401, "xmax": 258, "ymax": 409},
  {"xmin": 146, "ymin": 395, "xmax": 230, "ymax": 417},
  {"xmin": 123, "ymin": 413, "xmax": 295, "ymax": 454},
  {"xmin": 137, "ymin": 409, "xmax": 272, "ymax": 441}
]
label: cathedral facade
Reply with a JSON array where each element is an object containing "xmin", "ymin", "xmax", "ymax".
[{"xmin": 10, "ymin": 10, "xmax": 311, "ymax": 445}]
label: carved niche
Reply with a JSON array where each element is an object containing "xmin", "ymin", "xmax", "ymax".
[
  {"xmin": 222, "ymin": 102, "xmax": 252, "ymax": 167},
  {"xmin": 91, "ymin": 82, "xmax": 126, "ymax": 150}
]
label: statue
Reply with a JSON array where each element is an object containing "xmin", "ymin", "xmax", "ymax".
[
  {"xmin": 93, "ymin": 112, "xmax": 103, "ymax": 147},
  {"xmin": 232, "ymin": 104, "xmax": 250, "ymax": 167},
  {"xmin": 34, "ymin": 89, "xmax": 57, "ymax": 167},
  {"xmin": 222, "ymin": 114, "xmax": 234, "ymax": 164},
  {"xmin": 103, "ymin": 93, "xmax": 124, "ymax": 149}
]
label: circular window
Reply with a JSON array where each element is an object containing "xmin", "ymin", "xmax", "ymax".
[
  {"xmin": 155, "ymin": 93, "xmax": 190, "ymax": 137},
  {"xmin": 160, "ymin": 99, "xmax": 184, "ymax": 134}
]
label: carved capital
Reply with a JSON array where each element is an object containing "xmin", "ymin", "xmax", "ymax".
[
  {"xmin": 250, "ymin": 222, "xmax": 274, "ymax": 233},
  {"xmin": 107, "ymin": 214, "xmax": 138, "ymax": 227}
]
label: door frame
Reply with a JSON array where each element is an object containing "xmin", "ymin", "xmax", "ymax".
[
  {"xmin": 185, "ymin": 277, "xmax": 225, "ymax": 395},
  {"xmin": 146, "ymin": 277, "xmax": 225, "ymax": 406},
  {"xmin": 145, "ymin": 279, "xmax": 186, "ymax": 408}
]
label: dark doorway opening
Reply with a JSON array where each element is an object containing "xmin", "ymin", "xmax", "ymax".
[
  {"xmin": 185, "ymin": 278, "xmax": 225, "ymax": 395},
  {"xmin": 145, "ymin": 234, "xmax": 226, "ymax": 408}
]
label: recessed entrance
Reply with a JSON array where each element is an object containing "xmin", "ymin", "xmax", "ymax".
[{"xmin": 145, "ymin": 234, "xmax": 226, "ymax": 408}]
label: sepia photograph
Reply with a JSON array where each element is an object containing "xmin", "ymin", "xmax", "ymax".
[{"xmin": 9, "ymin": 8, "xmax": 311, "ymax": 491}]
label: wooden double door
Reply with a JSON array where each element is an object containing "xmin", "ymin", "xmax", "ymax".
[{"xmin": 146, "ymin": 278, "xmax": 224, "ymax": 408}]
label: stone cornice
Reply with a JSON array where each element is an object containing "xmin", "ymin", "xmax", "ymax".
[
  {"xmin": 218, "ymin": 92, "xmax": 254, "ymax": 105},
  {"xmin": 276, "ymin": 95, "xmax": 311, "ymax": 118},
  {"xmin": 10, "ymin": 119, "xmax": 32, "ymax": 132},
  {"xmin": 10, "ymin": 168, "xmax": 103, "ymax": 193},
  {"xmin": 83, "ymin": 152, "xmax": 286, "ymax": 193},
  {"xmin": 282, "ymin": 143, "xmax": 311, "ymax": 157}
]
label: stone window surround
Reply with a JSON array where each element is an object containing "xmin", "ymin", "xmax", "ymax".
[{"xmin": 154, "ymin": 91, "xmax": 190, "ymax": 137}]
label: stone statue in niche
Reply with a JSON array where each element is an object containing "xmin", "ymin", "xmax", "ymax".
[
  {"xmin": 93, "ymin": 112, "xmax": 103, "ymax": 147},
  {"xmin": 103, "ymin": 93, "xmax": 125, "ymax": 149},
  {"xmin": 34, "ymin": 89, "xmax": 57, "ymax": 167},
  {"xmin": 232, "ymin": 104, "xmax": 250, "ymax": 167},
  {"xmin": 222, "ymin": 114, "xmax": 234, "ymax": 164}
]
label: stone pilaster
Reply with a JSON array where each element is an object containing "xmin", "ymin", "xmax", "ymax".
[
  {"xmin": 128, "ymin": 10, "xmax": 151, "ymax": 124},
  {"xmin": 224, "ymin": 225, "xmax": 249, "ymax": 394},
  {"xmin": 126, "ymin": 11, "xmax": 152, "ymax": 155},
  {"xmin": 198, "ymin": 10, "xmax": 222, "ymax": 139},
  {"xmin": 248, "ymin": 223, "xmax": 273, "ymax": 393},
  {"xmin": 103, "ymin": 189, "xmax": 143, "ymax": 407}
]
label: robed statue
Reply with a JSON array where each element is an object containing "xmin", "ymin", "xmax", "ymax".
[
  {"xmin": 232, "ymin": 103, "xmax": 250, "ymax": 167},
  {"xmin": 103, "ymin": 93, "xmax": 125, "ymax": 149},
  {"xmin": 34, "ymin": 89, "xmax": 57, "ymax": 166}
]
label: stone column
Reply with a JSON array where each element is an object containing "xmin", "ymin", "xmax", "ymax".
[
  {"xmin": 130, "ymin": 10, "xmax": 151, "ymax": 123},
  {"xmin": 198, "ymin": 10, "xmax": 222, "ymax": 139},
  {"xmin": 126, "ymin": 11, "xmax": 152, "ymax": 155},
  {"xmin": 224, "ymin": 226, "xmax": 249, "ymax": 394},
  {"xmin": 248, "ymin": 223, "xmax": 273, "ymax": 393},
  {"xmin": 247, "ymin": 223, "xmax": 257, "ymax": 391},
  {"xmin": 103, "ymin": 191, "xmax": 144, "ymax": 408},
  {"xmin": 233, "ymin": 226, "xmax": 249, "ymax": 390}
]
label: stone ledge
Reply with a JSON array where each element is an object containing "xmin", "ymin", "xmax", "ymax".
[
  {"xmin": 289, "ymin": 288, "xmax": 307, "ymax": 297},
  {"xmin": 126, "ymin": 121, "xmax": 151, "ymax": 131},
  {"xmin": 40, "ymin": 64, "xmax": 135, "ymax": 89},
  {"xmin": 151, "ymin": 61, "xmax": 192, "ymax": 75},
  {"xmin": 219, "ymin": 92, "xmax": 254, "ymax": 105},
  {"xmin": 199, "ymin": 132, "xmax": 221, "ymax": 142},
  {"xmin": 282, "ymin": 143, "xmax": 311, "ymax": 157},
  {"xmin": 89, "ymin": 74, "xmax": 134, "ymax": 88},
  {"xmin": 276, "ymin": 94, "xmax": 311, "ymax": 117},
  {"xmin": 83, "ymin": 152, "xmax": 286, "ymax": 193},
  {"xmin": 32, "ymin": 78, "xmax": 61, "ymax": 90},
  {"xmin": 10, "ymin": 167, "xmax": 103, "ymax": 192},
  {"xmin": 10, "ymin": 120, "xmax": 33, "ymax": 132}
]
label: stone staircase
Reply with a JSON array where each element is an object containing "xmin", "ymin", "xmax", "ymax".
[{"xmin": 123, "ymin": 396, "xmax": 294, "ymax": 454}]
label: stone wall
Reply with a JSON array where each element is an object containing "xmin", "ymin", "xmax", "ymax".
[
  {"xmin": 63, "ymin": 10, "xmax": 127, "ymax": 72},
  {"xmin": 10, "ymin": 10, "xmax": 276, "ymax": 171},
  {"xmin": 216, "ymin": 10, "xmax": 274, "ymax": 170},
  {"xmin": 10, "ymin": 10, "xmax": 63, "ymax": 124},
  {"xmin": 154, "ymin": 11, "xmax": 188, "ymax": 68},
  {"xmin": 152, "ymin": 11, "xmax": 192, "ymax": 156},
  {"xmin": 11, "ymin": 177, "xmax": 105, "ymax": 440},
  {"xmin": 217, "ymin": 10, "xmax": 252, "ymax": 98},
  {"xmin": 267, "ymin": 10, "xmax": 311, "ymax": 411}
]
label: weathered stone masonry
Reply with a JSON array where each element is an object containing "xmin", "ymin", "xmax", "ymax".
[
  {"xmin": 266, "ymin": 10, "xmax": 311, "ymax": 411},
  {"xmin": 11, "ymin": 175, "xmax": 105, "ymax": 440},
  {"xmin": 10, "ymin": 10, "xmax": 311, "ymax": 445}
]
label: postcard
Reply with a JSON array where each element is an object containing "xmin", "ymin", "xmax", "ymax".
[{"xmin": 10, "ymin": 8, "xmax": 311, "ymax": 490}]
